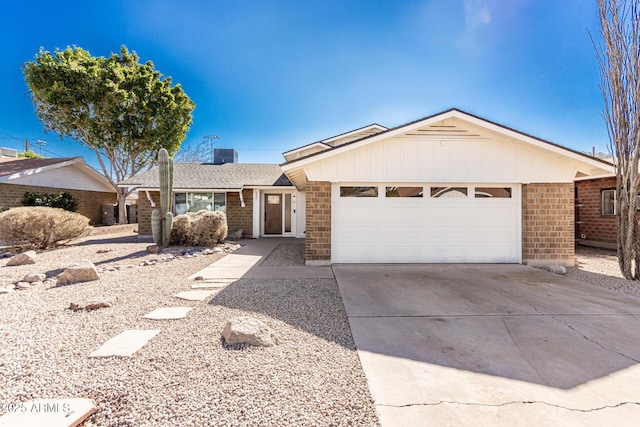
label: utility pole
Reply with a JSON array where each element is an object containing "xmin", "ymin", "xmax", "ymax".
[
  {"xmin": 203, "ymin": 135, "xmax": 219, "ymax": 163},
  {"xmin": 24, "ymin": 139, "xmax": 29, "ymax": 153}
]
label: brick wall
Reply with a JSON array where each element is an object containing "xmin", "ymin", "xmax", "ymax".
[
  {"xmin": 137, "ymin": 190, "xmax": 160, "ymax": 236},
  {"xmin": 522, "ymin": 183, "xmax": 575, "ymax": 267},
  {"xmin": 305, "ymin": 181, "xmax": 332, "ymax": 265},
  {"xmin": 574, "ymin": 177, "xmax": 617, "ymax": 243},
  {"xmin": 138, "ymin": 190, "xmax": 253, "ymax": 237},
  {"xmin": 0, "ymin": 183, "xmax": 116, "ymax": 225},
  {"xmin": 226, "ymin": 189, "xmax": 253, "ymax": 237}
]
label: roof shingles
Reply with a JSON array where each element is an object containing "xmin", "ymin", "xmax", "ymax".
[{"xmin": 119, "ymin": 163, "xmax": 292, "ymax": 189}]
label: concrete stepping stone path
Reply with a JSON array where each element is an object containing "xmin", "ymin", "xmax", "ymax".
[
  {"xmin": 191, "ymin": 279, "xmax": 236, "ymax": 289},
  {"xmin": 0, "ymin": 397, "xmax": 96, "ymax": 427},
  {"xmin": 89, "ymin": 330, "xmax": 160, "ymax": 358},
  {"xmin": 143, "ymin": 307, "xmax": 192, "ymax": 320},
  {"xmin": 174, "ymin": 290, "xmax": 216, "ymax": 301}
]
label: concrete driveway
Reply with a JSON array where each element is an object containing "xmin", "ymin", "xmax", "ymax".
[{"xmin": 334, "ymin": 264, "xmax": 640, "ymax": 426}]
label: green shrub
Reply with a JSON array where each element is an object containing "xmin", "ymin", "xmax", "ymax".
[
  {"xmin": 170, "ymin": 210, "xmax": 228, "ymax": 246},
  {"xmin": 22, "ymin": 191, "xmax": 79, "ymax": 212},
  {"xmin": 0, "ymin": 206, "xmax": 90, "ymax": 249}
]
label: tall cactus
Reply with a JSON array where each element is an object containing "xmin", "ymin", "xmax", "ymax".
[{"xmin": 151, "ymin": 148, "xmax": 174, "ymax": 246}]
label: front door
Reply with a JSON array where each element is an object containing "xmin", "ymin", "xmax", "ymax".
[{"xmin": 264, "ymin": 194, "xmax": 283, "ymax": 234}]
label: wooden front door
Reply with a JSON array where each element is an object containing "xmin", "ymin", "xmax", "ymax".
[{"xmin": 264, "ymin": 194, "xmax": 282, "ymax": 234}]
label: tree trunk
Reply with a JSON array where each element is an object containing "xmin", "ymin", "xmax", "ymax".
[{"xmin": 117, "ymin": 188, "xmax": 128, "ymax": 225}]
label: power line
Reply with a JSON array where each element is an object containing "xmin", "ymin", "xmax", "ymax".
[{"xmin": 0, "ymin": 129, "xmax": 65, "ymax": 158}]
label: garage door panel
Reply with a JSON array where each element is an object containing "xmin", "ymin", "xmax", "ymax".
[{"xmin": 332, "ymin": 184, "xmax": 521, "ymax": 263}]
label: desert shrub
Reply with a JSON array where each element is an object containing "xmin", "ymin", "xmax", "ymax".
[
  {"xmin": 170, "ymin": 210, "xmax": 228, "ymax": 246},
  {"xmin": 22, "ymin": 191, "xmax": 79, "ymax": 212},
  {"xmin": 0, "ymin": 206, "xmax": 90, "ymax": 249}
]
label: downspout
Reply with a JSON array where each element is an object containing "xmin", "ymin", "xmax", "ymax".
[
  {"xmin": 238, "ymin": 188, "xmax": 246, "ymax": 208},
  {"xmin": 144, "ymin": 190, "xmax": 156, "ymax": 208}
]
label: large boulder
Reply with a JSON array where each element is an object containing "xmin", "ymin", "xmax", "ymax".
[
  {"xmin": 222, "ymin": 316, "xmax": 278, "ymax": 347},
  {"xmin": 6, "ymin": 251, "xmax": 37, "ymax": 266},
  {"xmin": 57, "ymin": 260, "xmax": 100, "ymax": 285}
]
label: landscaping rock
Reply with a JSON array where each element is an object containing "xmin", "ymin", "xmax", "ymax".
[
  {"xmin": 23, "ymin": 273, "xmax": 46, "ymax": 283},
  {"xmin": 0, "ymin": 286, "xmax": 14, "ymax": 294},
  {"xmin": 0, "ymin": 251, "xmax": 13, "ymax": 258},
  {"xmin": 16, "ymin": 282, "xmax": 31, "ymax": 289},
  {"xmin": 6, "ymin": 250, "xmax": 37, "ymax": 266},
  {"xmin": 56, "ymin": 260, "xmax": 100, "ymax": 285},
  {"xmin": 85, "ymin": 297, "xmax": 116, "ymax": 310},
  {"xmin": 222, "ymin": 316, "xmax": 278, "ymax": 347},
  {"xmin": 548, "ymin": 265, "xmax": 567, "ymax": 275},
  {"xmin": 146, "ymin": 244, "xmax": 162, "ymax": 254},
  {"xmin": 227, "ymin": 229, "xmax": 243, "ymax": 240}
]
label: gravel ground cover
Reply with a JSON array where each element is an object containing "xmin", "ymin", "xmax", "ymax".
[
  {"xmin": 260, "ymin": 242, "xmax": 305, "ymax": 267},
  {"xmin": 0, "ymin": 231, "xmax": 378, "ymax": 426},
  {"xmin": 567, "ymin": 246, "xmax": 640, "ymax": 297}
]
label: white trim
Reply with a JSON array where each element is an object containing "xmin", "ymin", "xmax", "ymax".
[
  {"xmin": 259, "ymin": 189, "xmax": 297, "ymax": 237},
  {"xmin": 252, "ymin": 189, "xmax": 260, "ymax": 238},
  {"xmin": 282, "ymin": 142, "xmax": 332, "ymax": 156},
  {"xmin": 321, "ymin": 123, "xmax": 388, "ymax": 144}
]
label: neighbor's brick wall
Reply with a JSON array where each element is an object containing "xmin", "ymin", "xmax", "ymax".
[
  {"xmin": 137, "ymin": 191, "xmax": 160, "ymax": 235},
  {"xmin": 0, "ymin": 183, "xmax": 116, "ymax": 225},
  {"xmin": 226, "ymin": 189, "xmax": 253, "ymax": 237},
  {"xmin": 574, "ymin": 177, "xmax": 617, "ymax": 243},
  {"xmin": 522, "ymin": 183, "xmax": 575, "ymax": 267},
  {"xmin": 305, "ymin": 181, "xmax": 332, "ymax": 264}
]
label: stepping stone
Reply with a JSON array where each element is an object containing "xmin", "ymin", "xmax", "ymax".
[
  {"xmin": 191, "ymin": 280, "xmax": 234, "ymax": 289},
  {"xmin": 89, "ymin": 329, "xmax": 160, "ymax": 358},
  {"xmin": 143, "ymin": 307, "xmax": 192, "ymax": 320},
  {"xmin": 0, "ymin": 397, "xmax": 96, "ymax": 427},
  {"xmin": 174, "ymin": 290, "xmax": 215, "ymax": 301}
]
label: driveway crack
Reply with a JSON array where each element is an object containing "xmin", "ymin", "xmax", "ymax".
[
  {"xmin": 552, "ymin": 317, "xmax": 640, "ymax": 364},
  {"xmin": 376, "ymin": 400, "xmax": 640, "ymax": 412}
]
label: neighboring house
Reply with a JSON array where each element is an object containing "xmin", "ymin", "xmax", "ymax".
[
  {"xmin": 122, "ymin": 108, "xmax": 614, "ymax": 267},
  {"xmin": 0, "ymin": 157, "xmax": 117, "ymax": 224},
  {"xmin": 119, "ymin": 163, "xmax": 301, "ymax": 238},
  {"xmin": 574, "ymin": 175, "xmax": 624, "ymax": 244}
]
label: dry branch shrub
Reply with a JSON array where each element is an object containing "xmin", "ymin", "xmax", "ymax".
[
  {"xmin": 0, "ymin": 206, "xmax": 90, "ymax": 249},
  {"xmin": 170, "ymin": 210, "xmax": 228, "ymax": 246}
]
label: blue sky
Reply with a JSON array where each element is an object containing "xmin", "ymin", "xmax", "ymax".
[{"xmin": 1, "ymin": 0, "xmax": 608, "ymax": 170}]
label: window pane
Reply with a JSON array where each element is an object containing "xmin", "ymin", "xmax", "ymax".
[
  {"xmin": 602, "ymin": 190, "xmax": 615, "ymax": 215},
  {"xmin": 340, "ymin": 186, "xmax": 378, "ymax": 197},
  {"xmin": 189, "ymin": 193, "xmax": 213, "ymax": 212},
  {"xmin": 475, "ymin": 187, "xmax": 512, "ymax": 198},
  {"xmin": 430, "ymin": 187, "xmax": 468, "ymax": 198},
  {"xmin": 214, "ymin": 193, "xmax": 226, "ymax": 212},
  {"xmin": 285, "ymin": 194, "xmax": 292, "ymax": 232},
  {"xmin": 386, "ymin": 187, "xmax": 423, "ymax": 197},
  {"xmin": 175, "ymin": 193, "xmax": 188, "ymax": 215},
  {"xmin": 267, "ymin": 195, "xmax": 280, "ymax": 204}
]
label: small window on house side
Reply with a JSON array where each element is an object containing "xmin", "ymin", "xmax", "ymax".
[
  {"xmin": 475, "ymin": 187, "xmax": 512, "ymax": 198},
  {"xmin": 385, "ymin": 187, "xmax": 423, "ymax": 197},
  {"xmin": 340, "ymin": 186, "xmax": 378, "ymax": 197},
  {"xmin": 601, "ymin": 189, "xmax": 616, "ymax": 216},
  {"xmin": 430, "ymin": 187, "xmax": 468, "ymax": 198}
]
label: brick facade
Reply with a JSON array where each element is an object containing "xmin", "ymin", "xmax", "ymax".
[
  {"xmin": 522, "ymin": 183, "xmax": 575, "ymax": 267},
  {"xmin": 574, "ymin": 177, "xmax": 618, "ymax": 243},
  {"xmin": 137, "ymin": 190, "xmax": 160, "ymax": 236},
  {"xmin": 226, "ymin": 189, "xmax": 253, "ymax": 237},
  {"xmin": 0, "ymin": 183, "xmax": 116, "ymax": 225},
  {"xmin": 137, "ymin": 189, "xmax": 253, "ymax": 238},
  {"xmin": 305, "ymin": 181, "xmax": 332, "ymax": 265}
]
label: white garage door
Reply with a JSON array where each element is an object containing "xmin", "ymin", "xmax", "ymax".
[{"xmin": 332, "ymin": 184, "xmax": 522, "ymax": 263}]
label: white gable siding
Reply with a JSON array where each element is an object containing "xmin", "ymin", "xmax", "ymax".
[
  {"xmin": 6, "ymin": 164, "xmax": 114, "ymax": 192},
  {"xmin": 305, "ymin": 136, "xmax": 580, "ymax": 184}
]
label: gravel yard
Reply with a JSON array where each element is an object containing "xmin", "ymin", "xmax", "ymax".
[
  {"xmin": 567, "ymin": 245, "xmax": 640, "ymax": 297},
  {"xmin": 0, "ymin": 231, "xmax": 378, "ymax": 426}
]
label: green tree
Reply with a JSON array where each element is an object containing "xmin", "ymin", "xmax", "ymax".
[
  {"xmin": 18, "ymin": 150, "xmax": 43, "ymax": 159},
  {"xmin": 23, "ymin": 46, "xmax": 195, "ymax": 223}
]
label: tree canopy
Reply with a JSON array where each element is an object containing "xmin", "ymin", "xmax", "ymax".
[{"xmin": 23, "ymin": 45, "xmax": 195, "ymax": 222}]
